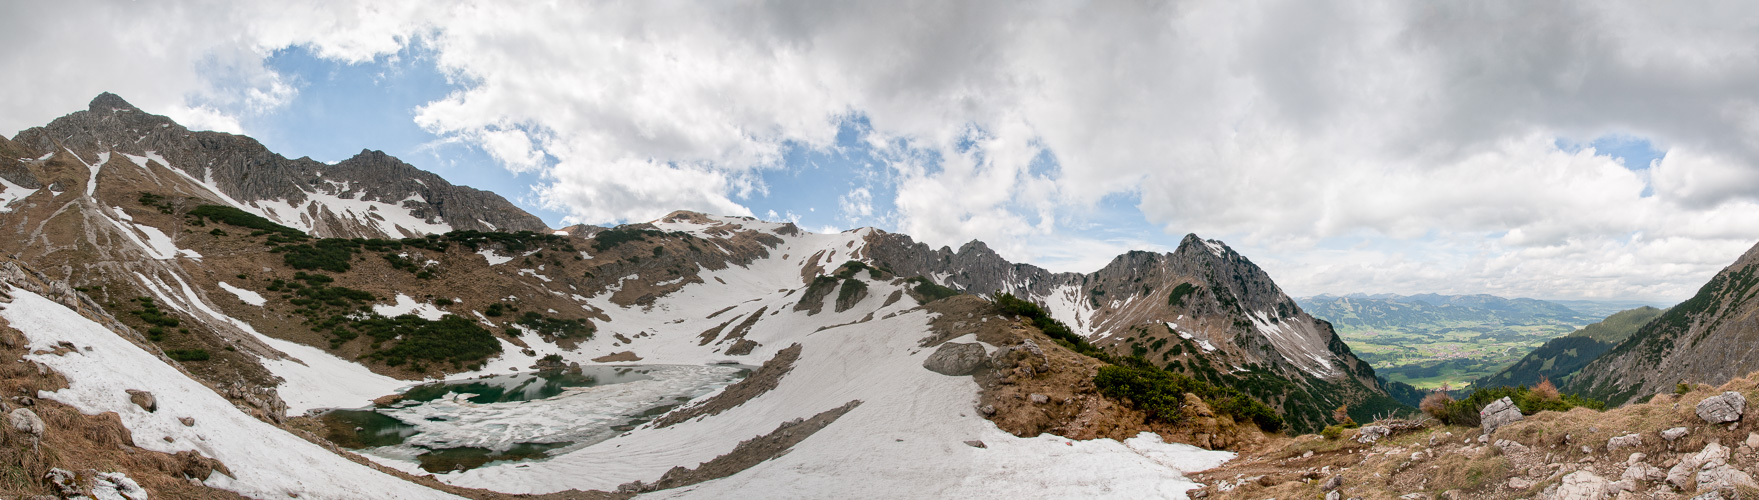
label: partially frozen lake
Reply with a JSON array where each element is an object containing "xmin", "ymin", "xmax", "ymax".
[{"xmin": 322, "ymin": 364, "xmax": 750, "ymax": 473}]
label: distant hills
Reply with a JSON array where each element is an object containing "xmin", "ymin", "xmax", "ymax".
[
  {"xmin": 1297, "ymin": 293, "xmax": 1661, "ymax": 391},
  {"xmin": 1473, "ymin": 306, "xmax": 1665, "ymax": 390}
]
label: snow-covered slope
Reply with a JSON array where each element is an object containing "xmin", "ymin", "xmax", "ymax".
[{"xmin": 1, "ymin": 288, "xmax": 458, "ymax": 500}]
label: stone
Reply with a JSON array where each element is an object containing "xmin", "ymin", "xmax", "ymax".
[
  {"xmin": 1692, "ymin": 492, "xmax": 1726, "ymax": 500},
  {"xmin": 1479, "ymin": 397, "xmax": 1522, "ymax": 435},
  {"xmin": 1028, "ymin": 393, "xmax": 1050, "ymax": 404},
  {"xmin": 1354, "ymin": 425, "xmax": 1391, "ymax": 444},
  {"xmin": 1747, "ymin": 432, "xmax": 1759, "ymax": 449},
  {"xmin": 1325, "ymin": 491, "xmax": 1341, "ymax": 500},
  {"xmin": 125, "ymin": 389, "xmax": 156, "ymax": 413},
  {"xmin": 922, "ymin": 342, "xmax": 988, "ymax": 376},
  {"xmin": 179, "ymin": 416, "xmax": 195, "ymax": 427},
  {"xmin": 963, "ymin": 440, "xmax": 986, "ymax": 448},
  {"xmin": 92, "ymin": 471, "xmax": 148, "ymax": 500},
  {"xmin": 1662, "ymin": 427, "xmax": 1689, "ymax": 441},
  {"xmin": 1321, "ymin": 475, "xmax": 1343, "ymax": 491},
  {"xmin": 1623, "ymin": 462, "xmax": 1665, "ymax": 483},
  {"xmin": 1508, "ymin": 476, "xmax": 1534, "ymax": 489},
  {"xmin": 1554, "ymin": 470, "xmax": 1610, "ymax": 500},
  {"xmin": 977, "ymin": 405, "xmax": 996, "ymax": 416},
  {"xmin": 1696, "ymin": 391, "xmax": 1746, "ymax": 424},
  {"xmin": 1697, "ymin": 465, "xmax": 1758, "ymax": 492},
  {"xmin": 1607, "ymin": 433, "xmax": 1642, "ymax": 450},
  {"xmin": 1494, "ymin": 438, "xmax": 1530, "ymax": 454},
  {"xmin": 8, "ymin": 408, "xmax": 43, "ymax": 437}
]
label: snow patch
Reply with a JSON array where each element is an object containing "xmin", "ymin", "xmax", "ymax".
[
  {"xmin": 216, "ymin": 282, "xmax": 265, "ymax": 306},
  {"xmin": 479, "ymin": 249, "xmax": 513, "ymax": 266},
  {"xmin": 372, "ymin": 294, "xmax": 448, "ymax": 321},
  {"xmin": 0, "ymin": 176, "xmax": 38, "ymax": 212}
]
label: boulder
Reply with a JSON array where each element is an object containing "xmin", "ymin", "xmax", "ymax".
[
  {"xmin": 1479, "ymin": 397, "xmax": 1522, "ymax": 435},
  {"xmin": 1697, "ymin": 465, "xmax": 1758, "ymax": 493},
  {"xmin": 1607, "ymin": 433, "xmax": 1642, "ymax": 451},
  {"xmin": 125, "ymin": 389, "xmax": 156, "ymax": 413},
  {"xmin": 922, "ymin": 342, "xmax": 988, "ymax": 376},
  {"xmin": 1623, "ymin": 462, "xmax": 1665, "ymax": 483},
  {"xmin": 1494, "ymin": 438, "xmax": 1530, "ymax": 454},
  {"xmin": 8, "ymin": 408, "xmax": 43, "ymax": 437},
  {"xmin": 1662, "ymin": 427, "xmax": 1690, "ymax": 441},
  {"xmin": 1696, "ymin": 391, "xmax": 1746, "ymax": 424},
  {"xmin": 1354, "ymin": 425, "xmax": 1391, "ymax": 444},
  {"xmin": 1028, "ymin": 393, "xmax": 1050, "ymax": 404},
  {"xmin": 1554, "ymin": 470, "xmax": 1610, "ymax": 500},
  {"xmin": 1321, "ymin": 475, "xmax": 1343, "ymax": 491}
]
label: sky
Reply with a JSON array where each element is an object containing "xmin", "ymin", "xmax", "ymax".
[{"xmin": 4, "ymin": 1, "xmax": 1759, "ymax": 303}]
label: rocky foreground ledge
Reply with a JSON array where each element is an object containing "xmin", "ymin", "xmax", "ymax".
[{"xmin": 1192, "ymin": 376, "xmax": 1759, "ymax": 500}]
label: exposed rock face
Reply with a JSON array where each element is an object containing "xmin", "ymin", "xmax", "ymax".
[
  {"xmin": 1553, "ymin": 470, "xmax": 1610, "ymax": 500},
  {"xmin": 864, "ymin": 231, "xmax": 1394, "ymax": 433},
  {"xmin": 923, "ymin": 342, "xmax": 988, "ymax": 376},
  {"xmin": 1696, "ymin": 391, "xmax": 1747, "ymax": 423},
  {"xmin": 5, "ymin": 93, "xmax": 546, "ymax": 239},
  {"xmin": 1572, "ymin": 241, "xmax": 1759, "ymax": 406},
  {"xmin": 1663, "ymin": 426, "xmax": 1690, "ymax": 441},
  {"xmin": 1479, "ymin": 397, "xmax": 1522, "ymax": 435}
]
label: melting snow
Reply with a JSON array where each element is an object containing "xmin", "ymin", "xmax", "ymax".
[
  {"xmin": 216, "ymin": 282, "xmax": 265, "ymax": 306},
  {"xmin": 372, "ymin": 294, "xmax": 448, "ymax": 321},
  {"xmin": 479, "ymin": 249, "xmax": 513, "ymax": 266},
  {"xmin": 1, "ymin": 288, "xmax": 458, "ymax": 499},
  {"xmin": 0, "ymin": 176, "xmax": 37, "ymax": 212}
]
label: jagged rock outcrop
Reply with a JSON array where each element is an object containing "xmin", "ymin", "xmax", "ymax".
[
  {"xmin": 1697, "ymin": 391, "xmax": 1747, "ymax": 424},
  {"xmin": 1480, "ymin": 396, "xmax": 1523, "ymax": 435},
  {"xmin": 1571, "ymin": 241, "xmax": 1759, "ymax": 406},
  {"xmin": 865, "ymin": 230, "xmax": 1397, "ymax": 433}
]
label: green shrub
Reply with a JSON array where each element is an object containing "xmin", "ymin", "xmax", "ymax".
[
  {"xmin": 1093, "ymin": 363, "xmax": 1284, "ymax": 432},
  {"xmin": 188, "ymin": 205, "xmax": 304, "ymax": 239},
  {"xmin": 837, "ymin": 278, "xmax": 868, "ymax": 303},
  {"xmin": 484, "ymin": 303, "xmax": 508, "ymax": 317},
  {"xmin": 1430, "ymin": 385, "xmax": 1605, "ymax": 426},
  {"xmin": 1167, "ymin": 283, "xmax": 1199, "ymax": 307},
  {"xmin": 906, "ymin": 276, "xmax": 959, "ymax": 303},
  {"xmin": 1321, "ymin": 425, "xmax": 1343, "ymax": 440},
  {"xmin": 514, "ymin": 311, "xmax": 593, "ymax": 339},
  {"xmin": 166, "ymin": 349, "xmax": 210, "ymax": 361}
]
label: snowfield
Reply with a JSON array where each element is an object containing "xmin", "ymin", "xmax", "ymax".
[{"xmin": 2, "ymin": 288, "xmax": 459, "ymax": 500}]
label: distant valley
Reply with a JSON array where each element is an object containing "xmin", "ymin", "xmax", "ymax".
[{"xmin": 1297, "ymin": 294, "xmax": 1664, "ymax": 390}]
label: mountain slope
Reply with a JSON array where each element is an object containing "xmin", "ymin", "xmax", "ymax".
[
  {"xmin": 867, "ymin": 233, "xmax": 1401, "ymax": 433},
  {"xmin": 1474, "ymin": 306, "xmax": 1664, "ymax": 390},
  {"xmin": 4, "ymin": 93, "xmax": 544, "ymax": 240},
  {"xmin": 0, "ymin": 94, "xmax": 1288, "ymax": 497},
  {"xmin": 1570, "ymin": 241, "xmax": 1759, "ymax": 406}
]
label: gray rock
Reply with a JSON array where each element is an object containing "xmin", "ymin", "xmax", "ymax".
[
  {"xmin": 1623, "ymin": 462, "xmax": 1665, "ymax": 483},
  {"xmin": 1508, "ymin": 476, "xmax": 1534, "ymax": 489},
  {"xmin": 1697, "ymin": 464, "xmax": 1758, "ymax": 493},
  {"xmin": 1554, "ymin": 470, "xmax": 1610, "ymax": 500},
  {"xmin": 1321, "ymin": 475, "xmax": 1343, "ymax": 491},
  {"xmin": 1354, "ymin": 425, "xmax": 1391, "ymax": 444},
  {"xmin": 1479, "ymin": 397, "xmax": 1522, "ymax": 435},
  {"xmin": 1692, "ymin": 492, "xmax": 1726, "ymax": 500},
  {"xmin": 1325, "ymin": 491, "xmax": 1341, "ymax": 500},
  {"xmin": 1028, "ymin": 393, "xmax": 1050, "ymax": 404},
  {"xmin": 963, "ymin": 440, "xmax": 986, "ymax": 448},
  {"xmin": 1494, "ymin": 438, "xmax": 1529, "ymax": 454},
  {"xmin": 8, "ymin": 408, "xmax": 42, "ymax": 437},
  {"xmin": 126, "ymin": 389, "xmax": 156, "ymax": 413},
  {"xmin": 977, "ymin": 405, "xmax": 996, "ymax": 416},
  {"xmin": 1696, "ymin": 391, "xmax": 1746, "ymax": 424},
  {"xmin": 1662, "ymin": 426, "xmax": 1690, "ymax": 441},
  {"xmin": 1607, "ymin": 433, "xmax": 1642, "ymax": 450},
  {"xmin": 922, "ymin": 342, "xmax": 988, "ymax": 376}
]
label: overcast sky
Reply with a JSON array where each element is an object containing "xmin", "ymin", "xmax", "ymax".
[{"xmin": 6, "ymin": 1, "xmax": 1759, "ymax": 303}]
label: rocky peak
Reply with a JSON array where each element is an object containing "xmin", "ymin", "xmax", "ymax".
[{"xmin": 88, "ymin": 92, "xmax": 139, "ymax": 113}]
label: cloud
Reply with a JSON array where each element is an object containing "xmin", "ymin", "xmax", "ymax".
[{"xmin": 8, "ymin": 1, "xmax": 1759, "ymax": 301}]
